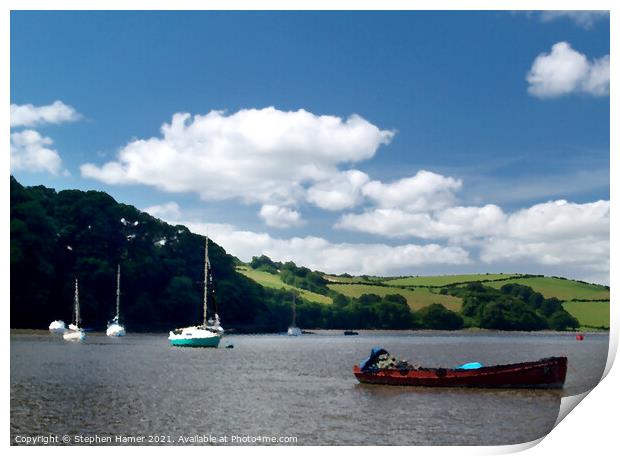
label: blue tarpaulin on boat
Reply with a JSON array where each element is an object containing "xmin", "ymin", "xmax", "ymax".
[
  {"xmin": 456, "ymin": 362, "xmax": 483, "ymax": 370},
  {"xmin": 360, "ymin": 347, "xmax": 389, "ymax": 371}
]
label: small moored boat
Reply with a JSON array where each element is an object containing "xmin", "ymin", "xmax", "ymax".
[
  {"xmin": 106, "ymin": 264, "xmax": 126, "ymax": 337},
  {"xmin": 63, "ymin": 279, "xmax": 86, "ymax": 341},
  {"xmin": 353, "ymin": 349, "xmax": 567, "ymax": 389},
  {"xmin": 49, "ymin": 320, "xmax": 66, "ymax": 334},
  {"xmin": 287, "ymin": 292, "xmax": 302, "ymax": 336}
]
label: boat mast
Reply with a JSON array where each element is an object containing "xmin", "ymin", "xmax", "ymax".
[
  {"xmin": 203, "ymin": 236, "xmax": 209, "ymax": 327},
  {"xmin": 291, "ymin": 292, "xmax": 296, "ymax": 327},
  {"xmin": 74, "ymin": 278, "xmax": 80, "ymax": 327},
  {"xmin": 115, "ymin": 264, "xmax": 121, "ymax": 322}
]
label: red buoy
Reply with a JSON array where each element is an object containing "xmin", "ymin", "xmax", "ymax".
[{"xmin": 576, "ymin": 334, "xmax": 584, "ymax": 341}]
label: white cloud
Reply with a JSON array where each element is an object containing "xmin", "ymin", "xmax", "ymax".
[
  {"xmin": 362, "ymin": 170, "xmax": 462, "ymax": 212},
  {"xmin": 258, "ymin": 204, "xmax": 304, "ymax": 228},
  {"xmin": 81, "ymin": 107, "xmax": 395, "ymax": 210},
  {"xmin": 480, "ymin": 200, "xmax": 610, "ymax": 283},
  {"xmin": 10, "ymin": 100, "xmax": 81, "ymax": 128},
  {"xmin": 10, "ymin": 129, "xmax": 63, "ymax": 175},
  {"xmin": 505, "ymin": 200, "xmax": 609, "ymax": 241},
  {"xmin": 143, "ymin": 201, "xmax": 182, "ymax": 220},
  {"xmin": 179, "ymin": 221, "xmax": 470, "ymax": 276},
  {"xmin": 338, "ymin": 200, "xmax": 608, "ymax": 243},
  {"xmin": 336, "ymin": 197, "xmax": 609, "ymax": 283},
  {"xmin": 539, "ymin": 11, "xmax": 609, "ymax": 29},
  {"xmin": 526, "ymin": 42, "xmax": 609, "ymax": 98},
  {"xmin": 580, "ymin": 55, "xmax": 610, "ymax": 96},
  {"xmin": 306, "ymin": 170, "xmax": 370, "ymax": 211},
  {"xmin": 335, "ymin": 204, "xmax": 505, "ymax": 240},
  {"xmin": 481, "ymin": 236, "xmax": 609, "ymax": 270}
]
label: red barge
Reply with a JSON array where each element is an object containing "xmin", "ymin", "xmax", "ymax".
[{"xmin": 353, "ymin": 356, "xmax": 567, "ymax": 389}]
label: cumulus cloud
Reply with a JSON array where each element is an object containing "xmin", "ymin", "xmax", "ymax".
[
  {"xmin": 258, "ymin": 204, "xmax": 304, "ymax": 228},
  {"xmin": 481, "ymin": 236, "xmax": 609, "ymax": 270},
  {"xmin": 143, "ymin": 201, "xmax": 182, "ymax": 220},
  {"xmin": 10, "ymin": 129, "xmax": 63, "ymax": 175},
  {"xmin": 10, "ymin": 100, "xmax": 81, "ymax": 128},
  {"xmin": 526, "ymin": 42, "xmax": 609, "ymax": 98},
  {"xmin": 336, "ymin": 204, "xmax": 505, "ymax": 240},
  {"xmin": 505, "ymin": 199, "xmax": 609, "ymax": 241},
  {"xmin": 538, "ymin": 11, "xmax": 609, "ymax": 29},
  {"xmin": 362, "ymin": 170, "xmax": 462, "ymax": 212},
  {"xmin": 178, "ymin": 221, "xmax": 470, "ymax": 276},
  {"xmin": 480, "ymin": 200, "xmax": 609, "ymax": 282},
  {"xmin": 336, "ymin": 196, "xmax": 609, "ymax": 283},
  {"xmin": 306, "ymin": 170, "xmax": 370, "ymax": 211},
  {"xmin": 81, "ymin": 107, "xmax": 394, "ymax": 209}
]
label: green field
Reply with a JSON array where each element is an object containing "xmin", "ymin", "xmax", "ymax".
[
  {"xmin": 562, "ymin": 301, "xmax": 610, "ymax": 329},
  {"xmin": 327, "ymin": 283, "xmax": 462, "ymax": 311},
  {"xmin": 236, "ymin": 266, "xmax": 332, "ymax": 304},
  {"xmin": 385, "ymin": 273, "xmax": 523, "ymax": 287},
  {"xmin": 485, "ymin": 276, "xmax": 609, "ymax": 301}
]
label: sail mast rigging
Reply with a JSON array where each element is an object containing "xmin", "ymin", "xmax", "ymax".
[
  {"xmin": 74, "ymin": 278, "xmax": 80, "ymax": 326},
  {"xmin": 203, "ymin": 236, "xmax": 209, "ymax": 327},
  {"xmin": 292, "ymin": 292, "xmax": 296, "ymax": 327},
  {"xmin": 115, "ymin": 264, "xmax": 121, "ymax": 322}
]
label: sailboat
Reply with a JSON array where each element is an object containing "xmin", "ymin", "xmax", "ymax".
[
  {"xmin": 287, "ymin": 292, "xmax": 302, "ymax": 336},
  {"xmin": 49, "ymin": 320, "xmax": 66, "ymax": 334},
  {"xmin": 63, "ymin": 278, "xmax": 86, "ymax": 341},
  {"xmin": 106, "ymin": 264, "xmax": 126, "ymax": 337},
  {"xmin": 169, "ymin": 236, "xmax": 223, "ymax": 347}
]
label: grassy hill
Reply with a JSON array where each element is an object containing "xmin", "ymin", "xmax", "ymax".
[
  {"xmin": 562, "ymin": 301, "xmax": 610, "ymax": 328},
  {"xmin": 484, "ymin": 276, "xmax": 609, "ymax": 301},
  {"xmin": 327, "ymin": 283, "xmax": 462, "ymax": 311},
  {"xmin": 236, "ymin": 265, "xmax": 332, "ymax": 304}
]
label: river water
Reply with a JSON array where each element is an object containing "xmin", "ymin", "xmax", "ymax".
[{"xmin": 10, "ymin": 330, "xmax": 608, "ymax": 446}]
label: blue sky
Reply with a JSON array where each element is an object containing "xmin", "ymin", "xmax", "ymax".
[{"xmin": 10, "ymin": 11, "xmax": 610, "ymax": 283}]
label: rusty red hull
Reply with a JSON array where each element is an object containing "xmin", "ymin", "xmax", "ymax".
[{"xmin": 353, "ymin": 356, "xmax": 567, "ymax": 389}]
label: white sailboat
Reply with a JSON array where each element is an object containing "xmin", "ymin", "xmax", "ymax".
[
  {"xmin": 287, "ymin": 292, "xmax": 302, "ymax": 336},
  {"xmin": 169, "ymin": 236, "xmax": 223, "ymax": 347},
  {"xmin": 63, "ymin": 278, "xmax": 86, "ymax": 341},
  {"xmin": 49, "ymin": 320, "xmax": 66, "ymax": 334},
  {"xmin": 106, "ymin": 264, "xmax": 126, "ymax": 337}
]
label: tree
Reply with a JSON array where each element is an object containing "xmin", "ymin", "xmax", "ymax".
[
  {"xmin": 376, "ymin": 294, "xmax": 415, "ymax": 329},
  {"xmin": 548, "ymin": 310, "xmax": 580, "ymax": 331},
  {"xmin": 418, "ymin": 303, "xmax": 464, "ymax": 330}
]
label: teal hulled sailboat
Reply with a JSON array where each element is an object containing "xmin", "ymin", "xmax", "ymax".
[{"xmin": 168, "ymin": 236, "xmax": 223, "ymax": 347}]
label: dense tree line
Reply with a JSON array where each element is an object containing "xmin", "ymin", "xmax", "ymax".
[
  {"xmin": 262, "ymin": 291, "xmax": 463, "ymax": 331},
  {"xmin": 445, "ymin": 282, "xmax": 579, "ymax": 331},
  {"xmin": 10, "ymin": 177, "xmax": 290, "ymax": 331}
]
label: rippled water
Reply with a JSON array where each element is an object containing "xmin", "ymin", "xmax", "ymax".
[{"xmin": 11, "ymin": 330, "xmax": 608, "ymax": 446}]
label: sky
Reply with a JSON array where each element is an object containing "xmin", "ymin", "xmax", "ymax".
[{"xmin": 9, "ymin": 10, "xmax": 611, "ymax": 284}]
